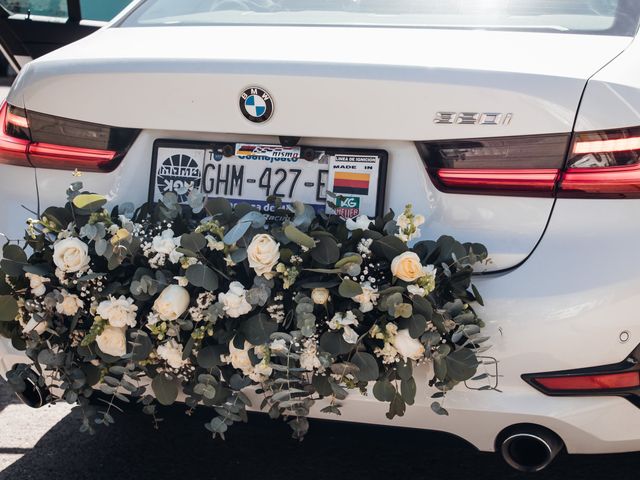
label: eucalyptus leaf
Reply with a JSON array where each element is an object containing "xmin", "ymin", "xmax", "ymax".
[
  {"xmin": 401, "ymin": 377, "xmax": 417, "ymax": 405},
  {"xmin": 224, "ymin": 221, "xmax": 251, "ymax": 245},
  {"xmin": 371, "ymin": 235, "xmax": 408, "ymax": 261},
  {"xmin": 319, "ymin": 331, "xmax": 352, "ymax": 356},
  {"xmin": 372, "ymin": 380, "xmax": 395, "ymax": 402},
  {"xmin": 72, "ymin": 194, "xmax": 107, "ymax": 212},
  {"xmin": 338, "ymin": 278, "xmax": 363, "ymax": 298},
  {"xmin": 242, "ymin": 314, "xmax": 277, "ymax": 345},
  {"xmin": 284, "ymin": 225, "xmax": 316, "ymax": 249},
  {"xmin": 311, "ymin": 236, "xmax": 340, "ymax": 266},
  {"xmin": 181, "ymin": 233, "xmax": 207, "ymax": 252},
  {"xmin": 152, "ymin": 374, "xmax": 179, "ymax": 406},
  {"xmin": 1, "ymin": 245, "xmax": 27, "ymax": 277},
  {"xmin": 186, "ymin": 264, "xmax": 219, "ymax": 291},
  {"xmin": 197, "ymin": 345, "xmax": 226, "ymax": 369},
  {"xmin": 0, "ymin": 296, "xmax": 18, "ymax": 322},
  {"xmin": 445, "ymin": 348, "xmax": 479, "ymax": 382},
  {"xmin": 352, "ymin": 352, "xmax": 379, "ymax": 382}
]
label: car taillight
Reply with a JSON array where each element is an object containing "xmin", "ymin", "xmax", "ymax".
[
  {"xmin": 0, "ymin": 101, "xmax": 30, "ymax": 166},
  {"xmin": 558, "ymin": 127, "xmax": 640, "ymax": 198},
  {"xmin": 418, "ymin": 134, "xmax": 570, "ymax": 197},
  {"xmin": 420, "ymin": 128, "xmax": 640, "ymax": 198},
  {"xmin": 533, "ymin": 372, "xmax": 640, "ymax": 392},
  {"xmin": 0, "ymin": 100, "xmax": 139, "ymax": 172},
  {"xmin": 522, "ymin": 345, "xmax": 640, "ymax": 406}
]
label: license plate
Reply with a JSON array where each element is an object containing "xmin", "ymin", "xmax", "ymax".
[{"xmin": 150, "ymin": 141, "xmax": 387, "ymax": 218}]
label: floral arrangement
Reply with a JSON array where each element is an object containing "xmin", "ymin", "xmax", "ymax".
[{"xmin": 0, "ymin": 183, "xmax": 490, "ymax": 439}]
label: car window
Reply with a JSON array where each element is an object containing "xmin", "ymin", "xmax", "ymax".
[
  {"xmin": 0, "ymin": 0, "xmax": 68, "ymax": 17},
  {"xmin": 120, "ymin": 0, "xmax": 640, "ymax": 36},
  {"xmin": 79, "ymin": 0, "xmax": 131, "ymax": 21}
]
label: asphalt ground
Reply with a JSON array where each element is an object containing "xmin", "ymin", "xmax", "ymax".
[{"xmin": 1, "ymin": 378, "xmax": 639, "ymax": 480}]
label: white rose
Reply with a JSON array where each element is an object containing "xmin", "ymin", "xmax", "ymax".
[
  {"xmin": 96, "ymin": 296, "xmax": 138, "ymax": 328},
  {"xmin": 96, "ymin": 326, "xmax": 127, "ymax": 357},
  {"xmin": 157, "ymin": 339, "xmax": 187, "ymax": 369},
  {"xmin": 153, "ymin": 285, "xmax": 191, "ymax": 321},
  {"xmin": 247, "ymin": 234, "xmax": 280, "ymax": 277},
  {"xmin": 311, "ymin": 288, "xmax": 330, "ymax": 305},
  {"xmin": 52, "ymin": 237, "xmax": 90, "ymax": 273},
  {"xmin": 391, "ymin": 251, "xmax": 425, "ymax": 282},
  {"xmin": 392, "ymin": 329, "xmax": 425, "ymax": 361},
  {"xmin": 25, "ymin": 273, "xmax": 49, "ymax": 297},
  {"xmin": 56, "ymin": 291, "xmax": 83, "ymax": 316},
  {"xmin": 346, "ymin": 215, "xmax": 373, "ymax": 231},
  {"xmin": 219, "ymin": 282, "xmax": 252, "ymax": 318},
  {"xmin": 152, "ymin": 229, "xmax": 179, "ymax": 255},
  {"xmin": 225, "ymin": 339, "xmax": 253, "ymax": 373}
]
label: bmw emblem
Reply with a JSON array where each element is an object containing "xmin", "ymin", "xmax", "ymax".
[{"xmin": 240, "ymin": 87, "xmax": 274, "ymax": 123}]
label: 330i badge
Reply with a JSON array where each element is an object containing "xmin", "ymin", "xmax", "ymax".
[{"xmin": 150, "ymin": 140, "xmax": 387, "ymax": 218}]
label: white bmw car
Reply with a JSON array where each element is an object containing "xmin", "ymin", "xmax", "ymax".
[{"xmin": 2, "ymin": 0, "xmax": 640, "ymax": 472}]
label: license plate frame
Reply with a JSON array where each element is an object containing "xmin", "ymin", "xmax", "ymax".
[{"xmin": 148, "ymin": 139, "xmax": 388, "ymax": 218}]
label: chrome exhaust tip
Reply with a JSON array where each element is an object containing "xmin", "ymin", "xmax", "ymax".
[
  {"xmin": 15, "ymin": 376, "xmax": 49, "ymax": 409},
  {"xmin": 499, "ymin": 425, "xmax": 564, "ymax": 473}
]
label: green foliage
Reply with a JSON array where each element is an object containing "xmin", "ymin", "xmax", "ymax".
[
  {"xmin": 152, "ymin": 374, "xmax": 179, "ymax": 406},
  {"xmin": 186, "ymin": 264, "xmax": 219, "ymax": 291},
  {"xmin": 0, "ymin": 295, "xmax": 18, "ymax": 322},
  {"xmin": 0, "ymin": 183, "xmax": 492, "ymax": 442}
]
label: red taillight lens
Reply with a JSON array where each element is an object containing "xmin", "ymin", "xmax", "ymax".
[
  {"xmin": 421, "ymin": 129, "xmax": 640, "ymax": 198},
  {"xmin": 419, "ymin": 134, "xmax": 569, "ymax": 197},
  {"xmin": 558, "ymin": 127, "xmax": 640, "ymax": 198},
  {"xmin": 29, "ymin": 143, "xmax": 118, "ymax": 171},
  {"xmin": 534, "ymin": 372, "xmax": 640, "ymax": 392},
  {"xmin": 436, "ymin": 168, "xmax": 560, "ymax": 194},
  {"xmin": 0, "ymin": 101, "xmax": 30, "ymax": 166},
  {"xmin": 0, "ymin": 100, "xmax": 139, "ymax": 172}
]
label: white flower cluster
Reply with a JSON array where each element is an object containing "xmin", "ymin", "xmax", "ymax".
[
  {"xmin": 189, "ymin": 292, "xmax": 216, "ymax": 323},
  {"xmin": 94, "ymin": 295, "xmax": 139, "ymax": 357},
  {"xmin": 328, "ymin": 311, "xmax": 359, "ymax": 344},
  {"xmin": 371, "ymin": 323, "xmax": 425, "ymax": 364},
  {"xmin": 223, "ymin": 340, "xmax": 273, "ymax": 382},
  {"xmin": 395, "ymin": 204, "xmax": 426, "ymax": 244},
  {"xmin": 143, "ymin": 229, "xmax": 183, "ymax": 268},
  {"xmin": 219, "ymin": 282, "xmax": 253, "ymax": 318},
  {"xmin": 353, "ymin": 281, "xmax": 379, "ymax": 313}
]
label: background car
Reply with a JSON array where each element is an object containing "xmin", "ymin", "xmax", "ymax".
[
  {"xmin": 2, "ymin": 0, "xmax": 640, "ymax": 473},
  {"xmin": 0, "ymin": 0, "xmax": 130, "ymax": 72}
]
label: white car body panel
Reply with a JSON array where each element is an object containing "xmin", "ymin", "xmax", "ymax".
[
  {"xmin": 2, "ymin": 15, "xmax": 640, "ymax": 456},
  {"xmin": 9, "ymin": 27, "xmax": 631, "ymax": 139},
  {"xmin": 576, "ymin": 34, "xmax": 640, "ymax": 131},
  {"xmin": 5, "ymin": 28, "xmax": 633, "ymax": 271}
]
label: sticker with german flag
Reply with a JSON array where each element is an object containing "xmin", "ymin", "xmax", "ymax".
[
  {"xmin": 333, "ymin": 172, "xmax": 371, "ymax": 196},
  {"xmin": 326, "ymin": 153, "xmax": 382, "ymax": 218}
]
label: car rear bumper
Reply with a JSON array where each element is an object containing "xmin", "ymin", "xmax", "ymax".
[{"xmin": 1, "ymin": 136, "xmax": 640, "ymax": 455}]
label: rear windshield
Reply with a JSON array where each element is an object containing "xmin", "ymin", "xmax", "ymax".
[{"xmin": 120, "ymin": 0, "xmax": 640, "ymax": 36}]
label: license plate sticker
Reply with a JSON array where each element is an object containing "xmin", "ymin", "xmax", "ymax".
[
  {"xmin": 326, "ymin": 154, "xmax": 382, "ymax": 219},
  {"xmin": 151, "ymin": 142, "xmax": 387, "ymax": 218}
]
